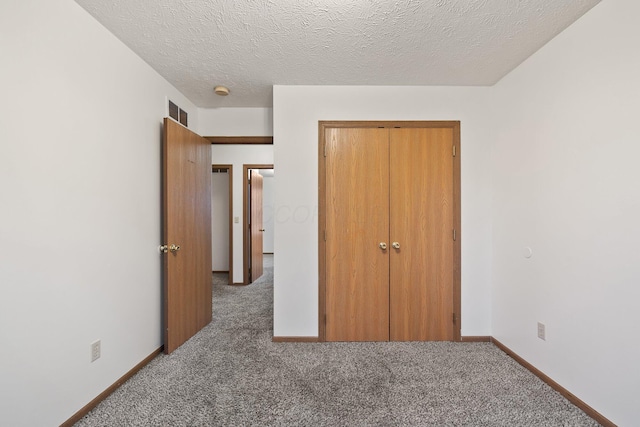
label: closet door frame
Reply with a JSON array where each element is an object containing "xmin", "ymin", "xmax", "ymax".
[{"xmin": 318, "ymin": 120, "xmax": 461, "ymax": 342}]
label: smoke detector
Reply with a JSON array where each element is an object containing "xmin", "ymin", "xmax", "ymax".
[{"xmin": 214, "ymin": 86, "xmax": 230, "ymax": 96}]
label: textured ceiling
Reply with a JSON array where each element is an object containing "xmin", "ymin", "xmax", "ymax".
[{"xmin": 75, "ymin": 0, "xmax": 600, "ymax": 108}]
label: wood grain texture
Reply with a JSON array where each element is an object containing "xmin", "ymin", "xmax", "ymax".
[
  {"xmin": 163, "ymin": 118, "xmax": 212, "ymax": 354},
  {"xmin": 460, "ymin": 336, "xmax": 491, "ymax": 342},
  {"xmin": 389, "ymin": 128, "xmax": 454, "ymax": 341},
  {"xmin": 319, "ymin": 121, "xmax": 460, "ymax": 343},
  {"xmin": 250, "ymin": 170, "xmax": 264, "ymax": 281},
  {"xmin": 325, "ymin": 127, "xmax": 390, "ymax": 342}
]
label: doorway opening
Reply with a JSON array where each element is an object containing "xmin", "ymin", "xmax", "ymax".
[
  {"xmin": 243, "ymin": 164, "xmax": 274, "ymax": 285},
  {"xmin": 211, "ymin": 165, "xmax": 233, "ymax": 285}
]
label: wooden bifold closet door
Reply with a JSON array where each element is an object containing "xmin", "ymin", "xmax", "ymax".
[
  {"xmin": 323, "ymin": 122, "xmax": 459, "ymax": 342},
  {"xmin": 325, "ymin": 128, "xmax": 390, "ymax": 341}
]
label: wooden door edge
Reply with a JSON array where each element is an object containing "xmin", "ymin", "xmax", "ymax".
[
  {"xmin": 452, "ymin": 122, "xmax": 462, "ymax": 341},
  {"xmin": 318, "ymin": 122, "xmax": 327, "ymax": 341},
  {"xmin": 161, "ymin": 118, "xmax": 171, "ymax": 352}
]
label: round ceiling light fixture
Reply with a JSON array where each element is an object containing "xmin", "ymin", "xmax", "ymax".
[{"xmin": 214, "ymin": 86, "xmax": 230, "ymax": 96}]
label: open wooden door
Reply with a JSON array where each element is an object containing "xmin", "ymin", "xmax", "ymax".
[
  {"xmin": 162, "ymin": 118, "xmax": 212, "ymax": 354},
  {"xmin": 250, "ymin": 170, "xmax": 264, "ymax": 282}
]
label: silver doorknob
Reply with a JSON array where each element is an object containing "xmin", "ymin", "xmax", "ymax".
[
  {"xmin": 392, "ymin": 242, "xmax": 400, "ymax": 249},
  {"xmin": 379, "ymin": 242, "xmax": 387, "ymax": 250},
  {"xmin": 169, "ymin": 244, "xmax": 181, "ymax": 252}
]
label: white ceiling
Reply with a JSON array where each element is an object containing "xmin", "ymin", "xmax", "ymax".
[{"xmin": 75, "ymin": 0, "xmax": 600, "ymax": 108}]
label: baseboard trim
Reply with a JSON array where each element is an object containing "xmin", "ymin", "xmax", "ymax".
[
  {"xmin": 60, "ymin": 346, "xmax": 163, "ymax": 427},
  {"xmin": 460, "ymin": 336, "xmax": 492, "ymax": 342},
  {"xmin": 212, "ymin": 270, "xmax": 229, "ymax": 274},
  {"xmin": 491, "ymin": 338, "xmax": 615, "ymax": 427},
  {"xmin": 59, "ymin": 338, "xmax": 614, "ymax": 427},
  {"xmin": 231, "ymin": 282, "xmax": 246, "ymax": 286},
  {"xmin": 272, "ymin": 336, "xmax": 320, "ymax": 343}
]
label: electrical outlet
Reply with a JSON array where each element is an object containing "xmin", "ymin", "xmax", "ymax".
[
  {"xmin": 537, "ymin": 322, "xmax": 546, "ymax": 341},
  {"xmin": 91, "ymin": 340, "xmax": 101, "ymax": 362}
]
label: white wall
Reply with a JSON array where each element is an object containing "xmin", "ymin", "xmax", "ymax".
[
  {"xmin": 3, "ymin": 0, "xmax": 632, "ymax": 424},
  {"xmin": 0, "ymin": 0, "xmax": 198, "ymax": 425},
  {"xmin": 490, "ymin": 0, "xmax": 640, "ymax": 424},
  {"xmin": 210, "ymin": 146, "xmax": 274, "ymax": 283},
  {"xmin": 198, "ymin": 108, "xmax": 273, "ymax": 136},
  {"xmin": 272, "ymin": 86, "xmax": 494, "ymax": 337},
  {"xmin": 262, "ymin": 174, "xmax": 275, "ymax": 253},
  {"xmin": 211, "ymin": 171, "xmax": 230, "ymax": 271}
]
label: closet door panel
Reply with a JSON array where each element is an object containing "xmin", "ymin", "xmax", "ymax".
[
  {"xmin": 325, "ymin": 128, "xmax": 390, "ymax": 341},
  {"xmin": 389, "ymin": 128, "xmax": 454, "ymax": 341}
]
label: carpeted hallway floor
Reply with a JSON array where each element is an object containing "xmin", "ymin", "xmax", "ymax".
[{"xmin": 75, "ymin": 255, "xmax": 599, "ymax": 426}]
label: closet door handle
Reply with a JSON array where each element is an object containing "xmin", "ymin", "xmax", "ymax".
[
  {"xmin": 379, "ymin": 242, "xmax": 387, "ymax": 250},
  {"xmin": 392, "ymin": 242, "xmax": 400, "ymax": 249}
]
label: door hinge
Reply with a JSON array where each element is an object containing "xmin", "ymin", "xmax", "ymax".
[
  {"xmin": 324, "ymin": 314, "xmax": 327, "ymax": 325},
  {"xmin": 453, "ymin": 313, "xmax": 457, "ymax": 324},
  {"xmin": 324, "ymin": 142, "xmax": 327, "ymax": 157},
  {"xmin": 453, "ymin": 229, "xmax": 457, "ymax": 241},
  {"xmin": 324, "ymin": 230, "xmax": 327, "ymax": 241},
  {"xmin": 453, "ymin": 145, "xmax": 456, "ymax": 157}
]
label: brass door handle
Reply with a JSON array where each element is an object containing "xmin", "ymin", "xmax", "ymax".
[
  {"xmin": 259, "ymin": 229, "xmax": 266, "ymax": 232},
  {"xmin": 160, "ymin": 244, "xmax": 180, "ymax": 253},
  {"xmin": 392, "ymin": 242, "xmax": 400, "ymax": 249},
  {"xmin": 379, "ymin": 242, "xmax": 387, "ymax": 250}
]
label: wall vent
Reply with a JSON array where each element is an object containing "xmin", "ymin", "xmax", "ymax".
[{"xmin": 168, "ymin": 100, "xmax": 188, "ymax": 127}]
